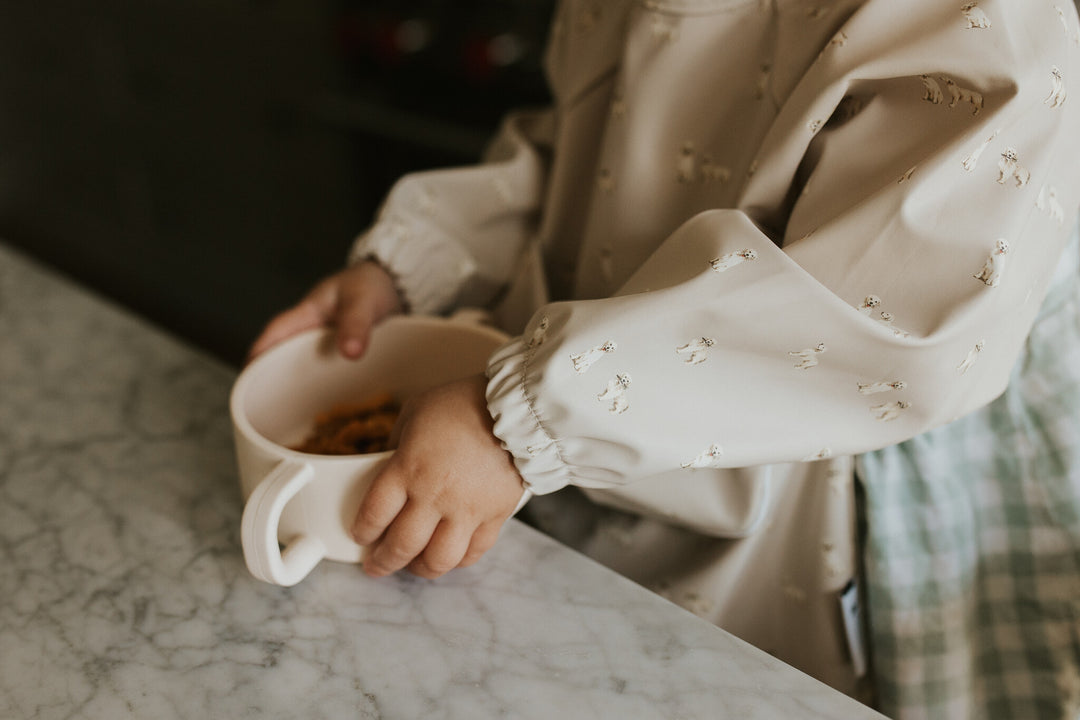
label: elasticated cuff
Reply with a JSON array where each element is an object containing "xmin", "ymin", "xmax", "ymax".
[
  {"xmin": 485, "ymin": 335, "xmax": 574, "ymax": 496},
  {"xmin": 348, "ymin": 216, "xmax": 478, "ymax": 317}
]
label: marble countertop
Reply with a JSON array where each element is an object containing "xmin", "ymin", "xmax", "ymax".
[{"xmin": 0, "ymin": 244, "xmax": 886, "ymax": 719}]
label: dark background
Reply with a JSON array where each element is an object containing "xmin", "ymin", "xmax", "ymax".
[{"xmin": 0, "ymin": 1, "xmax": 555, "ymax": 366}]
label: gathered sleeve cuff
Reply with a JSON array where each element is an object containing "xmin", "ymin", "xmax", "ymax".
[
  {"xmin": 485, "ymin": 335, "xmax": 576, "ymax": 496},
  {"xmin": 348, "ymin": 110, "xmax": 553, "ymax": 316},
  {"xmin": 350, "ymin": 213, "xmax": 480, "ymax": 317}
]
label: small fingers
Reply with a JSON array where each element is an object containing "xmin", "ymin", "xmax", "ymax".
[
  {"xmin": 248, "ymin": 262, "xmax": 401, "ymax": 363},
  {"xmin": 408, "ymin": 520, "xmax": 474, "ymax": 579},
  {"xmin": 334, "ymin": 262, "xmax": 402, "ymax": 359},
  {"xmin": 351, "ymin": 473, "xmax": 408, "ymax": 547},
  {"xmin": 363, "ymin": 502, "xmax": 440, "ymax": 577},
  {"xmin": 247, "ymin": 300, "xmax": 327, "ymax": 362},
  {"xmin": 335, "ymin": 282, "xmax": 381, "ymax": 359},
  {"xmin": 457, "ymin": 520, "xmax": 504, "ymax": 569}
]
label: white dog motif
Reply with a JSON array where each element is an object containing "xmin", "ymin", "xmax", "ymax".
[
  {"xmin": 789, "ymin": 342, "xmax": 827, "ymax": 369},
  {"xmin": 944, "ymin": 77, "xmax": 984, "ymax": 115},
  {"xmin": 676, "ymin": 141, "xmax": 697, "ymax": 183},
  {"xmin": 526, "ymin": 437, "xmax": 554, "ymax": 456},
  {"xmin": 876, "ymin": 312, "xmax": 911, "ymax": 337},
  {"xmin": 997, "ymin": 148, "xmax": 1031, "ymax": 187},
  {"xmin": 676, "ymin": 337, "xmax": 716, "ymax": 365},
  {"xmin": 700, "ymin": 155, "xmax": 731, "ymax": 183},
  {"xmin": 597, "ymin": 373, "xmax": 632, "ymax": 414},
  {"xmin": 570, "ymin": 340, "xmax": 617, "ymax": 374},
  {"xmin": 710, "ymin": 249, "xmax": 758, "ymax": 272},
  {"xmin": 974, "ymin": 239, "xmax": 1009, "ymax": 287},
  {"xmin": 1046, "ymin": 66, "xmax": 1067, "ymax": 109},
  {"xmin": 872, "ymin": 400, "xmax": 911, "ymax": 422},
  {"xmin": 961, "ymin": 2, "xmax": 991, "ymax": 29},
  {"xmin": 921, "ymin": 74, "xmax": 944, "ymax": 105},
  {"xmin": 681, "ymin": 443, "xmax": 725, "ymax": 469},
  {"xmin": 1056, "ymin": 4, "xmax": 1071, "ymax": 34},
  {"xmin": 528, "ymin": 316, "xmax": 550, "ymax": 348},
  {"xmin": 962, "ymin": 129, "xmax": 1000, "ymax": 172},
  {"xmin": 1037, "ymin": 184, "xmax": 1066, "ymax": 226},
  {"xmin": 858, "ymin": 295, "xmax": 882, "ymax": 316},
  {"xmin": 858, "ymin": 379, "xmax": 908, "ymax": 394},
  {"xmin": 1056, "ymin": 5, "xmax": 1080, "ymax": 45},
  {"xmin": 957, "ymin": 340, "xmax": 985, "ymax": 374}
]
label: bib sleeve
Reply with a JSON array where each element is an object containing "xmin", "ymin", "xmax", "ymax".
[
  {"xmin": 486, "ymin": 0, "xmax": 1080, "ymax": 495},
  {"xmin": 348, "ymin": 110, "xmax": 553, "ymax": 315}
]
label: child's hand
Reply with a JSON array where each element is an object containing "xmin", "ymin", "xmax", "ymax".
[
  {"xmin": 351, "ymin": 374, "xmax": 526, "ymax": 579},
  {"xmin": 247, "ymin": 261, "xmax": 403, "ymax": 362}
]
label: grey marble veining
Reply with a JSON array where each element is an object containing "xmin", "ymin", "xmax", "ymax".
[{"xmin": 0, "ymin": 244, "xmax": 886, "ymax": 720}]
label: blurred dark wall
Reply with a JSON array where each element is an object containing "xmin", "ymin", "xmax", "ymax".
[{"xmin": 0, "ymin": 1, "xmax": 552, "ymax": 366}]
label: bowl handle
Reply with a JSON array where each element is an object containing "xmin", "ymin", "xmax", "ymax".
[{"xmin": 241, "ymin": 459, "xmax": 327, "ymax": 586}]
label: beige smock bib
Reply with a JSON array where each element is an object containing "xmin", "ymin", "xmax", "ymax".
[{"xmin": 351, "ymin": 0, "xmax": 1080, "ymax": 704}]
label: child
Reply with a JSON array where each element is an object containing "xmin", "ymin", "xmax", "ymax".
[{"xmin": 252, "ymin": 1, "xmax": 1080, "ymax": 717}]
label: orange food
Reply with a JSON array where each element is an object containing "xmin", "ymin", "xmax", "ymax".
[{"xmin": 291, "ymin": 392, "xmax": 401, "ymax": 455}]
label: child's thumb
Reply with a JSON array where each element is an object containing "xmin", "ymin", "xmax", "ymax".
[
  {"xmin": 334, "ymin": 261, "xmax": 404, "ymax": 360},
  {"xmin": 335, "ymin": 289, "xmax": 382, "ymax": 359}
]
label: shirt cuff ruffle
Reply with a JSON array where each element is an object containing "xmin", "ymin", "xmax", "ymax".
[
  {"xmin": 485, "ymin": 335, "xmax": 573, "ymax": 496},
  {"xmin": 348, "ymin": 216, "xmax": 478, "ymax": 317}
]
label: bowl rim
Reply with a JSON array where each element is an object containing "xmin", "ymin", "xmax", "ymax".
[{"xmin": 230, "ymin": 315, "xmax": 509, "ymax": 460}]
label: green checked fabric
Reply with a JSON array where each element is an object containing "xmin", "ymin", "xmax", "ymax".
[{"xmin": 858, "ymin": 231, "xmax": 1080, "ymax": 720}]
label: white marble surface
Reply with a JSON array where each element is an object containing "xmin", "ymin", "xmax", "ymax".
[{"xmin": 0, "ymin": 244, "xmax": 886, "ymax": 719}]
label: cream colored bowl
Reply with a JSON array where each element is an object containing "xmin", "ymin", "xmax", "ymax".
[{"xmin": 231, "ymin": 315, "xmax": 509, "ymax": 586}]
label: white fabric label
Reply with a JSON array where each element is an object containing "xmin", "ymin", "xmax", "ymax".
[{"xmin": 840, "ymin": 579, "xmax": 868, "ymax": 678}]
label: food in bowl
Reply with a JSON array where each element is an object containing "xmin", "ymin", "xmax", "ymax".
[
  {"xmin": 290, "ymin": 392, "xmax": 401, "ymax": 455},
  {"xmin": 233, "ymin": 317, "xmax": 512, "ymax": 585}
]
